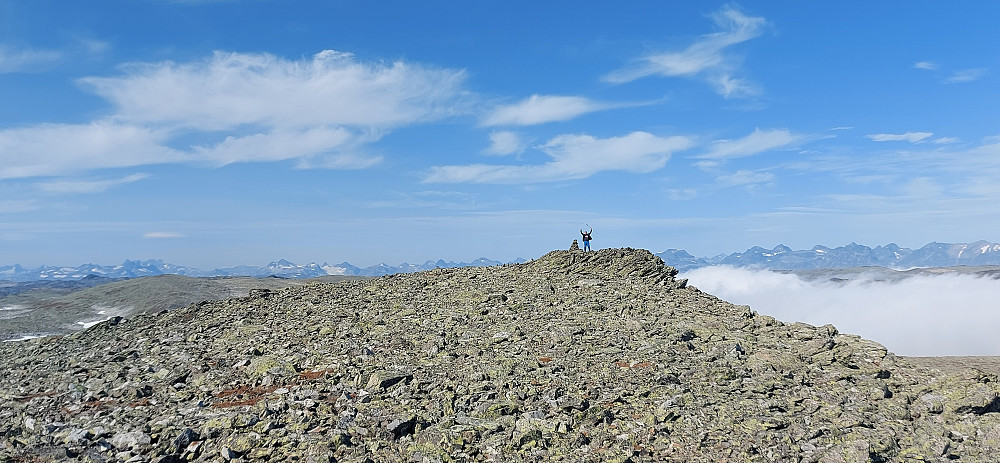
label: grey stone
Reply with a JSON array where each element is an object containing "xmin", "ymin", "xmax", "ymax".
[
  {"xmin": 3, "ymin": 248, "xmax": 1000, "ymax": 462},
  {"xmin": 109, "ymin": 431, "xmax": 152, "ymax": 450}
]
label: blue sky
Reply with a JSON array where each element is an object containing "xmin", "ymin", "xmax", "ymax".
[{"xmin": 1, "ymin": 1, "xmax": 998, "ymax": 268}]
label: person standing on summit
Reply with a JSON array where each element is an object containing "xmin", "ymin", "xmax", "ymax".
[{"xmin": 580, "ymin": 227, "xmax": 593, "ymax": 252}]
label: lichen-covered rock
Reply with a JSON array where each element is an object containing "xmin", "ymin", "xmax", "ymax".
[{"xmin": 2, "ymin": 248, "xmax": 999, "ymax": 461}]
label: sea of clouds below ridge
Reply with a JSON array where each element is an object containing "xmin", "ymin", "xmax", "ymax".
[{"xmin": 681, "ymin": 266, "xmax": 1000, "ymax": 357}]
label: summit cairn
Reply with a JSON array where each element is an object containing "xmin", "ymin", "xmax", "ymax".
[
  {"xmin": 570, "ymin": 239, "xmax": 580, "ymax": 251},
  {"xmin": 2, "ymin": 248, "xmax": 1000, "ymax": 462}
]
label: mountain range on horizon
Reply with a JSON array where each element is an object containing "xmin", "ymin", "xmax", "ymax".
[
  {"xmin": 659, "ymin": 239, "xmax": 1000, "ymax": 272},
  {"xmin": 0, "ymin": 257, "xmax": 516, "ymax": 283},
  {"xmin": 3, "ymin": 240, "xmax": 1000, "ymax": 282}
]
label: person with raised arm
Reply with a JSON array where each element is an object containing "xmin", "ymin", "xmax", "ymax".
[{"xmin": 580, "ymin": 226, "xmax": 593, "ymax": 252}]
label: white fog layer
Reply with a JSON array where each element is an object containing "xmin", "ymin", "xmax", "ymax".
[{"xmin": 682, "ymin": 266, "xmax": 1000, "ymax": 357}]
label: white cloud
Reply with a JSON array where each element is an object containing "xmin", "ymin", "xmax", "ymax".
[
  {"xmin": 82, "ymin": 50, "xmax": 468, "ymax": 130},
  {"xmin": 915, "ymin": 61, "xmax": 988, "ymax": 84},
  {"xmin": 932, "ymin": 137, "xmax": 960, "ymax": 144},
  {"xmin": 0, "ymin": 122, "xmax": 183, "ymax": 179},
  {"xmin": 700, "ymin": 128, "xmax": 799, "ymax": 159},
  {"xmin": 602, "ymin": 6, "xmax": 767, "ymax": 98},
  {"xmin": 716, "ymin": 169, "xmax": 774, "ymax": 186},
  {"xmin": 192, "ymin": 126, "xmax": 378, "ymax": 166},
  {"xmin": 38, "ymin": 173, "xmax": 150, "ymax": 194},
  {"xmin": 425, "ymin": 131, "xmax": 694, "ymax": 183},
  {"xmin": 683, "ymin": 266, "xmax": 1000, "ymax": 356},
  {"xmin": 945, "ymin": 68, "xmax": 987, "ymax": 83},
  {"xmin": 481, "ymin": 95, "xmax": 610, "ymax": 126},
  {"xmin": 668, "ymin": 188, "xmax": 698, "ymax": 200},
  {"xmin": 295, "ymin": 152, "xmax": 383, "ymax": 170},
  {"xmin": 143, "ymin": 232, "xmax": 185, "ymax": 239},
  {"xmin": 693, "ymin": 160, "xmax": 720, "ymax": 170},
  {"xmin": 6, "ymin": 50, "xmax": 468, "ymax": 179},
  {"xmin": 0, "ymin": 44, "xmax": 61, "ymax": 73},
  {"xmin": 710, "ymin": 74, "xmax": 760, "ymax": 100},
  {"xmin": 866, "ymin": 132, "xmax": 933, "ymax": 143},
  {"xmin": 483, "ymin": 131, "xmax": 525, "ymax": 156}
]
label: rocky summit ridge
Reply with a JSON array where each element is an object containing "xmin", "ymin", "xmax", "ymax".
[{"xmin": 2, "ymin": 248, "xmax": 1000, "ymax": 462}]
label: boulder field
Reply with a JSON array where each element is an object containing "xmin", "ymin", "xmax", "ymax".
[{"xmin": 3, "ymin": 248, "xmax": 1000, "ymax": 462}]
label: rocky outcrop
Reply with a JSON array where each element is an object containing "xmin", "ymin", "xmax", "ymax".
[{"xmin": 2, "ymin": 248, "xmax": 1000, "ymax": 462}]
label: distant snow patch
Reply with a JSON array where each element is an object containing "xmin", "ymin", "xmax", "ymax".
[
  {"xmin": 76, "ymin": 319, "xmax": 107, "ymax": 329},
  {"xmin": 3, "ymin": 335, "xmax": 47, "ymax": 343},
  {"xmin": 75, "ymin": 305, "xmax": 129, "ymax": 329}
]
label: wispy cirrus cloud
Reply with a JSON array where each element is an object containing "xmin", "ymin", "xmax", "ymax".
[
  {"xmin": 716, "ymin": 169, "xmax": 774, "ymax": 187},
  {"xmin": 699, "ymin": 128, "xmax": 800, "ymax": 160},
  {"xmin": 38, "ymin": 173, "xmax": 151, "ymax": 194},
  {"xmin": 0, "ymin": 44, "xmax": 61, "ymax": 73},
  {"xmin": 480, "ymin": 94, "xmax": 616, "ymax": 126},
  {"xmin": 0, "ymin": 200, "xmax": 38, "ymax": 214},
  {"xmin": 914, "ymin": 60, "xmax": 988, "ymax": 84},
  {"xmin": 945, "ymin": 68, "xmax": 987, "ymax": 83},
  {"xmin": 866, "ymin": 132, "xmax": 933, "ymax": 143},
  {"xmin": 143, "ymin": 232, "xmax": 185, "ymax": 239},
  {"xmin": 803, "ymin": 138, "xmax": 995, "ymax": 178},
  {"xmin": 191, "ymin": 126, "xmax": 381, "ymax": 168},
  {"xmin": 425, "ymin": 131, "xmax": 694, "ymax": 184},
  {"xmin": 602, "ymin": 6, "xmax": 767, "ymax": 99},
  {"xmin": 668, "ymin": 188, "xmax": 699, "ymax": 200},
  {"xmin": 900, "ymin": 177, "xmax": 944, "ymax": 198}
]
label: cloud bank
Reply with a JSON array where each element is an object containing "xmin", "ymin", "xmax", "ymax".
[{"xmin": 682, "ymin": 266, "xmax": 1000, "ymax": 356}]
